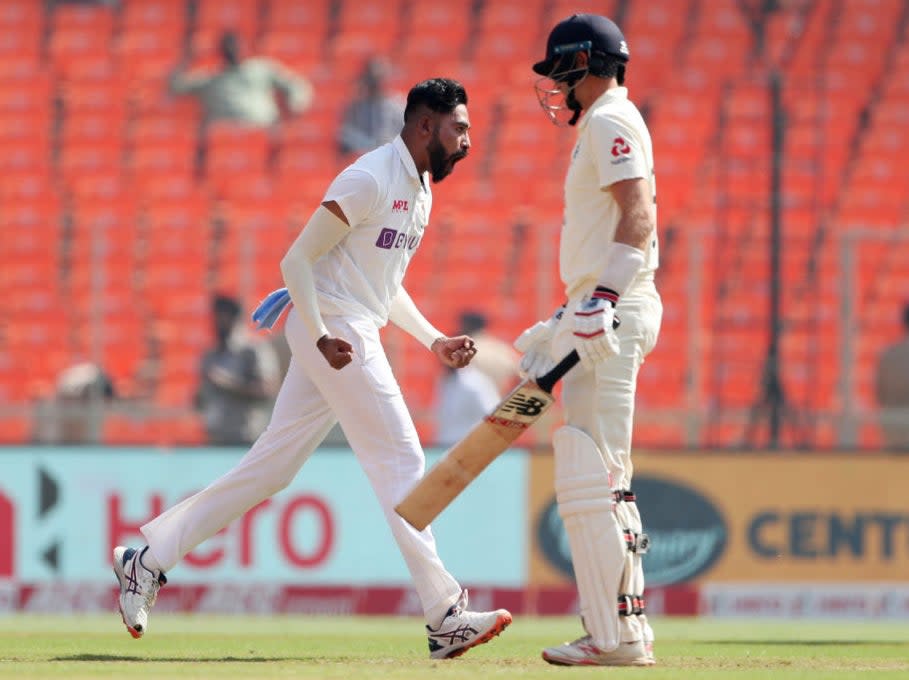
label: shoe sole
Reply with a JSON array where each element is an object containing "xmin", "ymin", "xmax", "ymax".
[
  {"xmin": 441, "ymin": 612, "xmax": 513, "ymax": 660},
  {"xmin": 542, "ymin": 652, "xmax": 655, "ymax": 667},
  {"xmin": 112, "ymin": 547, "xmax": 143, "ymax": 639}
]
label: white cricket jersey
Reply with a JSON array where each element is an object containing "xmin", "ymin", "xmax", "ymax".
[
  {"xmin": 562, "ymin": 86, "xmax": 659, "ymax": 299},
  {"xmin": 312, "ymin": 135, "xmax": 431, "ymax": 326}
]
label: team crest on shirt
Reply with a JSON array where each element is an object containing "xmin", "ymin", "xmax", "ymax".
[{"xmin": 611, "ymin": 137, "xmax": 632, "ymax": 165}]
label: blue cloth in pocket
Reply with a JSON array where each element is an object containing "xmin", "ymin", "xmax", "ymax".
[{"xmin": 251, "ymin": 288, "xmax": 292, "ymax": 330}]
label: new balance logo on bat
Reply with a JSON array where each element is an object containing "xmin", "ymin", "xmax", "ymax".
[
  {"xmin": 499, "ymin": 389, "xmax": 550, "ymax": 417},
  {"xmin": 501, "ymin": 393, "xmax": 547, "ymax": 417},
  {"xmin": 486, "ymin": 388, "xmax": 552, "ymax": 429}
]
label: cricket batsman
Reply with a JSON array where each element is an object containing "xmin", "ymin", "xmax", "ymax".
[{"xmin": 515, "ymin": 13, "xmax": 662, "ymax": 666}]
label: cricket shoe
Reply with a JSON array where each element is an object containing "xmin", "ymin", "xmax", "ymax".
[
  {"xmin": 542, "ymin": 635, "xmax": 655, "ymax": 666},
  {"xmin": 112, "ymin": 546, "xmax": 167, "ymax": 639},
  {"xmin": 426, "ymin": 589, "xmax": 512, "ymax": 659}
]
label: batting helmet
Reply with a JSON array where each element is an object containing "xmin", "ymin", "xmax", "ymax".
[{"xmin": 532, "ymin": 13, "xmax": 629, "ymax": 80}]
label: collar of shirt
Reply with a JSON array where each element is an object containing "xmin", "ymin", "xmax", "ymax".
[
  {"xmin": 392, "ymin": 134, "xmax": 429, "ymax": 187},
  {"xmin": 577, "ymin": 86, "xmax": 629, "ymax": 130}
]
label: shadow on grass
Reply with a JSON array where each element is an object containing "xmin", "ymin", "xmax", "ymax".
[
  {"xmin": 702, "ymin": 640, "xmax": 908, "ymax": 646},
  {"xmin": 52, "ymin": 654, "xmax": 321, "ymax": 663}
]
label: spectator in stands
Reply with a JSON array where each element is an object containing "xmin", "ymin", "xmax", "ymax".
[
  {"xmin": 338, "ymin": 57, "xmax": 405, "ymax": 157},
  {"xmin": 195, "ymin": 294, "xmax": 280, "ymax": 446},
  {"xmin": 169, "ymin": 30, "xmax": 313, "ymax": 128},
  {"xmin": 434, "ymin": 312, "xmax": 505, "ymax": 447},
  {"xmin": 875, "ymin": 302, "xmax": 909, "ymax": 450},
  {"xmin": 458, "ymin": 310, "xmax": 520, "ymax": 394},
  {"xmin": 32, "ymin": 362, "xmax": 116, "ymax": 444}
]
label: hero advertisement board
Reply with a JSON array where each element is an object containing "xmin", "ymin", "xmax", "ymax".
[
  {"xmin": 529, "ymin": 452, "xmax": 909, "ymax": 586},
  {"xmin": 0, "ymin": 447, "xmax": 526, "ymax": 586}
]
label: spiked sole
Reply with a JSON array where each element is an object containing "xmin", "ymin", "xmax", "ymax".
[{"xmin": 441, "ymin": 612, "xmax": 513, "ymax": 660}]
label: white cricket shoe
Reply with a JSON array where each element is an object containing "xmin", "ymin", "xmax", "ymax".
[
  {"xmin": 426, "ymin": 589, "xmax": 512, "ymax": 659},
  {"xmin": 542, "ymin": 635, "xmax": 655, "ymax": 666},
  {"xmin": 112, "ymin": 546, "xmax": 167, "ymax": 639}
]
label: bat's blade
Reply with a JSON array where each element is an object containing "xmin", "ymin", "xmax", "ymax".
[{"xmin": 395, "ymin": 378, "xmax": 554, "ymax": 531}]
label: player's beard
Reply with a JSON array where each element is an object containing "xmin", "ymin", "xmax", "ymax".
[
  {"xmin": 428, "ymin": 130, "xmax": 467, "ymax": 183},
  {"xmin": 565, "ymin": 88, "xmax": 583, "ymax": 126}
]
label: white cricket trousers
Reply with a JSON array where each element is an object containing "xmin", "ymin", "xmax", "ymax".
[
  {"xmin": 560, "ymin": 285, "xmax": 663, "ymax": 488},
  {"xmin": 142, "ymin": 308, "xmax": 462, "ymax": 625}
]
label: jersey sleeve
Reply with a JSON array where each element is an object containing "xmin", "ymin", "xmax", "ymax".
[
  {"xmin": 323, "ymin": 167, "xmax": 381, "ymax": 227},
  {"xmin": 589, "ymin": 114, "xmax": 649, "ymax": 189}
]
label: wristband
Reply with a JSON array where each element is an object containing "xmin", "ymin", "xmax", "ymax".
[{"xmin": 598, "ymin": 243, "xmax": 646, "ymax": 297}]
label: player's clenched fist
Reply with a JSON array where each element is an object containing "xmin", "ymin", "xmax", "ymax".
[
  {"xmin": 317, "ymin": 335, "xmax": 354, "ymax": 370},
  {"xmin": 432, "ymin": 336, "xmax": 477, "ymax": 368},
  {"xmin": 573, "ymin": 287, "xmax": 621, "ymax": 369}
]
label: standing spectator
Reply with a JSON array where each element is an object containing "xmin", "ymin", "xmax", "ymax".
[
  {"xmin": 457, "ymin": 310, "xmax": 520, "ymax": 394},
  {"xmin": 32, "ymin": 362, "xmax": 116, "ymax": 444},
  {"xmin": 875, "ymin": 302, "xmax": 909, "ymax": 450},
  {"xmin": 434, "ymin": 363, "xmax": 500, "ymax": 448},
  {"xmin": 169, "ymin": 31, "xmax": 313, "ymax": 128},
  {"xmin": 434, "ymin": 312, "xmax": 505, "ymax": 447},
  {"xmin": 338, "ymin": 57, "xmax": 405, "ymax": 157},
  {"xmin": 196, "ymin": 294, "xmax": 280, "ymax": 445}
]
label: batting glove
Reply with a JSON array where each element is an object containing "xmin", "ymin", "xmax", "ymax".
[
  {"xmin": 513, "ymin": 305, "xmax": 564, "ymax": 379},
  {"xmin": 574, "ymin": 287, "xmax": 621, "ymax": 369}
]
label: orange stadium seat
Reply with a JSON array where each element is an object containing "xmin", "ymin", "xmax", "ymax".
[
  {"xmin": 121, "ymin": 0, "xmax": 187, "ymax": 32},
  {"xmin": 48, "ymin": 30, "xmax": 114, "ymax": 71},
  {"xmin": 195, "ymin": 0, "xmax": 260, "ymax": 41},
  {"xmin": 545, "ymin": 0, "xmax": 619, "ymax": 24},
  {"xmin": 264, "ymin": 0, "xmax": 331, "ymax": 32},
  {"xmin": 337, "ymin": 0, "xmax": 404, "ymax": 33},
  {"xmin": 478, "ymin": 0, "xmax": 546, "ymax": 35},
  {"xmin": 203, "ymin": 124, "xmax": 273, "ymax": 191},
  {"xmin": 404, "ymin": 3, "xmax": 471, "ymax": 36},
  {"xmin": 0, "ymin": 0, "xmax": 42, "ymax": 26},
  {"xmin": 0, "ymin": 415, "xmax": 32, "ymax": 444},
  {"xmin": 0, "ymin": 21, "xmax": 42, "ymax": 66},
  {"xmin": 257, "ymin": 30, "xmax": 324, "ymax": 73}
]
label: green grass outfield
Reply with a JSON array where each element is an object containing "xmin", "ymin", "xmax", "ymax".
[{"xmin": 1, "ymin": 615, "xmax": 907, "ymax": 679}]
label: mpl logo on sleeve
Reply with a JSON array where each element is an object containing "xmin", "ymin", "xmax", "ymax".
[{"xmin": 536, "ymin": 475, "xmax": 727, "ymax": 586}]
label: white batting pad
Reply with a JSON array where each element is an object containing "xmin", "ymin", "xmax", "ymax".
[{"xmin": 554, "ymin": 426, "xmax": 626, "ymax": 651}]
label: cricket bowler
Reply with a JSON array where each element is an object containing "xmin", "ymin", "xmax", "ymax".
[{"xmin": 111, "ymin": 78, "xmax": 511, "ymax": 659}]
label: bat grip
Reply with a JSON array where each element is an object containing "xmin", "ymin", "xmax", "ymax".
[{"xmin": 536, "ymin": 350, "xmax": 580, "ymax": 393}]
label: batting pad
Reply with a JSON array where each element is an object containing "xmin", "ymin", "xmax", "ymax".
[{"xmin": 554, "ymin": 426, "xmax": 626, "ymax": 651}]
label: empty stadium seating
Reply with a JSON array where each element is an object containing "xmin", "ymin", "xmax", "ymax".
[{"xmin": 0, "ymin": 0, "xmax": 907, "ymax": 449}]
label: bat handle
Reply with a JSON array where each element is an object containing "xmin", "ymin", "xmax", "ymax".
[{"xmin": 536, "ymin": 350, "xmax": 580, "ymax": 393}]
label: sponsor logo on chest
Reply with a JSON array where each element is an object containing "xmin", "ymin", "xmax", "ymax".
[{"xmin": 375, "ymin": 227, "xmax": 422, "ymax": 250}]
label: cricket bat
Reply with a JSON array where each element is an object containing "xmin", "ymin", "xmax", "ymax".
[{"xmin": 395, "ymin": 350, "xmax": 580, "ymax": 530}]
